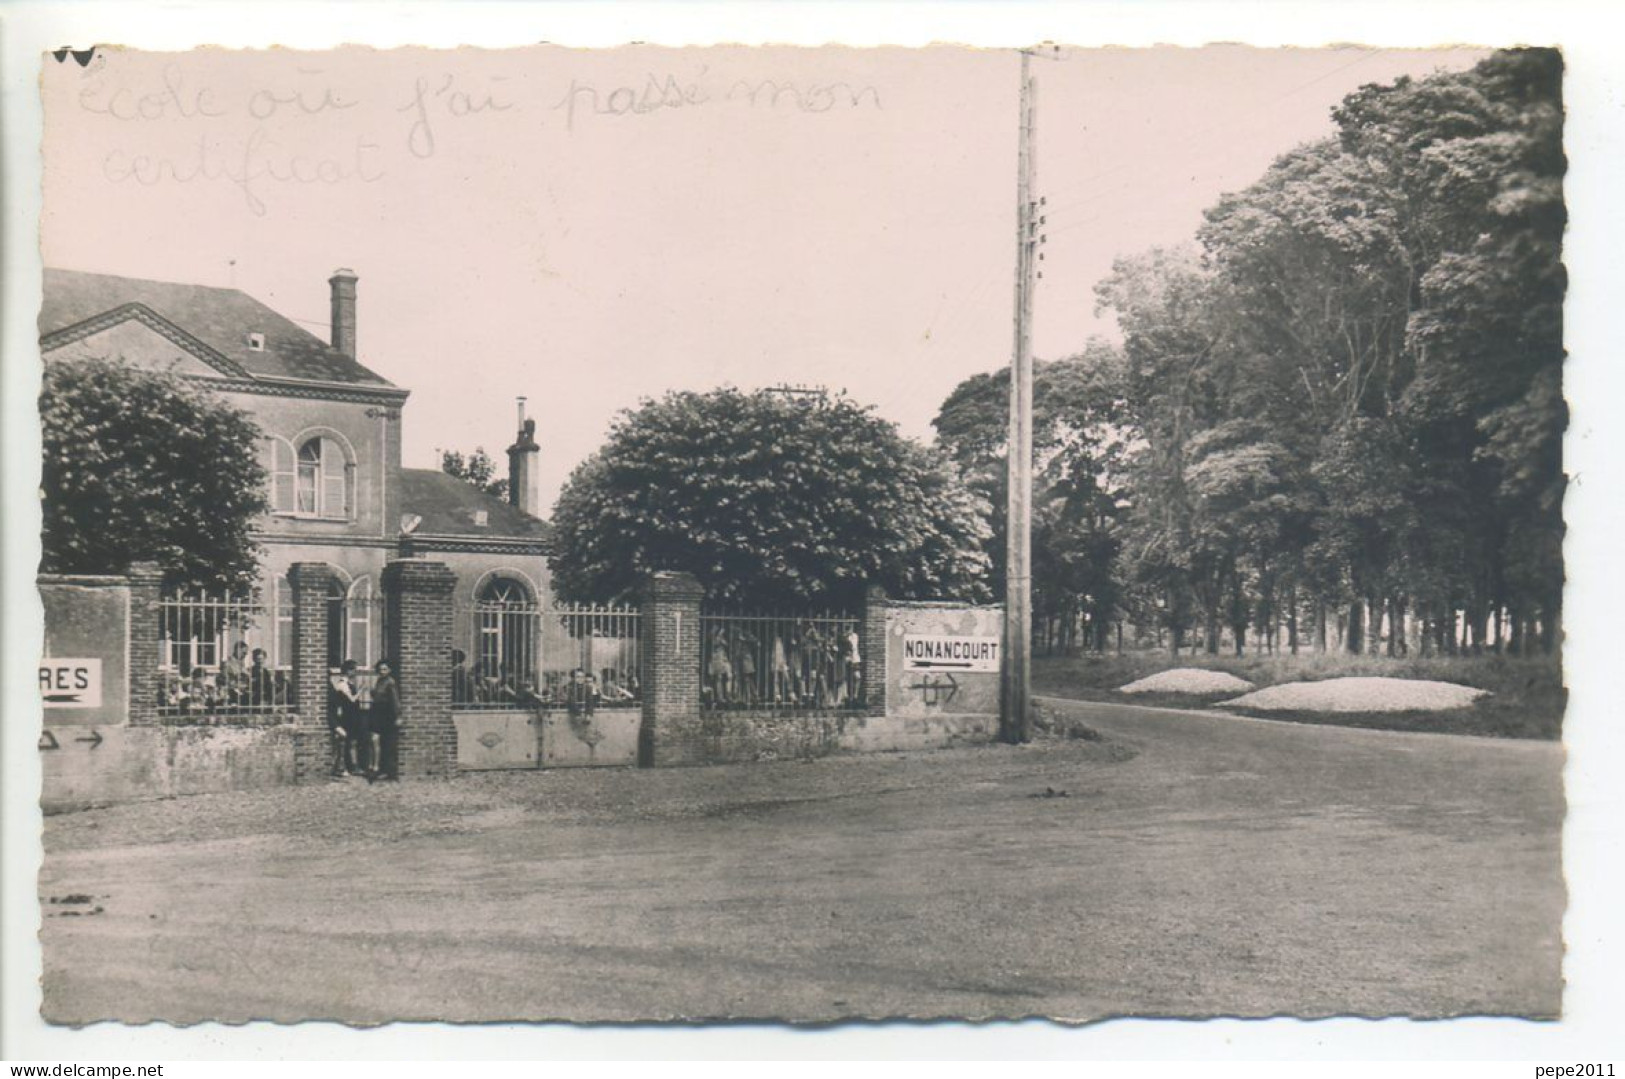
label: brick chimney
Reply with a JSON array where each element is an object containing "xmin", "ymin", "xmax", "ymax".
[
  {"xmin": 507, "ymin": 397, "xmax": 541, "ymax": 517},
  {"xmin": 329, "ymin": 268, "xmax": 358, "ymax": 358}
]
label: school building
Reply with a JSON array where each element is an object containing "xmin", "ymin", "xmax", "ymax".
[{"xmin": 40, "ymin": 266, "xmax": 554, "ymax": 683}]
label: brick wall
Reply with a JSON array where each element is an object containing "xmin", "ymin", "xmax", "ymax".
[
  {"xmin": 861, "ymin": 584, "xmax": 889, "ymax": 716},
  {"xmin": 289, "ymin": 561, "xmax": 335, "ymax": 782},
  {"xmin": 638, "ymin": 571, "xmax": 704, "ymax": 766},
  {"xmin": 383, "ymin": 558, "xmax": 457, "ymax": 778},
  {"xmin": 125, "ymin": 562, "xmax": 164, "ymax": 728}
]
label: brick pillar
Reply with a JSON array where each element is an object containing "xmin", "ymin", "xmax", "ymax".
[
  {"xmin": 861, "ymin": 584, "xmax": 889, "ymax": 717},
  {"xmin": 638, "ymin": 571, "xmax": 704, "ymax": 767},
  {"xmin": 125, "ymin": 562, "xmax": 164, "ymax": 727},
  {"xmin": 289, "ymin": 562, "xmax": 336, "ymax": 782},
  {"xmin": 382, "ymin": 558, "xmax": 457, "ymax": 778}
]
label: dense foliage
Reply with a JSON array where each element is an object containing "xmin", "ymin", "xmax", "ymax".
[
  {"xmin": 936, "ymin": 49, "xmax": 1564, "ymax": 657},
  {"xmin": 440, "ymin": 446, "xmax": 509, "ymax": 500},
  {"xmin": 934, "ymin": 341, "xmax": 1132, "ymax": 651},
  {"xmin": 40, "ymin": 358, "xmax": 268, "ymax": 590},
  {"xmin": 550, "ymin": 388, "xmax": 991, "ymax": 606}
]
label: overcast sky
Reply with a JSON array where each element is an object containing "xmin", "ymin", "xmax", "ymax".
[{"xmin": 42, "ymin": 43, "xmax": 1486, "ymax": 509}]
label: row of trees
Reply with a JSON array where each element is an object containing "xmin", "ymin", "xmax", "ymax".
[{"xmin": 936, "ymin": 49, "xmax": 1565, "ymax": 657}]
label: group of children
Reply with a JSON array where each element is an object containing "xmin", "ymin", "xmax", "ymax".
[
  {"xmin": 159, "ymin": 640, "xmax": 290, "ymax": 714},
  {"xmin": 449, "ymin": 649, "xmax": 638, "ymax": 712},
  {"xmin": 328, "ymin": 658, "xmax": 402, "ymax": 782},
  {"xmin": 705, "ymin": 622, "xmax": 864, "ymax": 710}
]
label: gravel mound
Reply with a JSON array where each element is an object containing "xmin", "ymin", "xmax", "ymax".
[
  {"xmin": 1219, "ymin": 677, "xmax": 1488, "ymax": 713},
  {"xmin": 1119, "ymin": 668, "xmax": 1255, "ymax": 695}
]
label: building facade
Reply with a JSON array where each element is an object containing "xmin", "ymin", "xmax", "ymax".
[{"xmin": 40, "ymin": 266, "xmax": 553, "ymax": 683}]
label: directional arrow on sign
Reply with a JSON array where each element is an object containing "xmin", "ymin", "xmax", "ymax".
[
  {"xmin": 75, "ymin": 730, "xmax": 103, "ymax": 749},
  {"xmin": 42, "ymin": 693, "xmax": 83, "ymax": 704},
  {"xmin": 906, "ymin": 660, "xmax": 973, "ymax": 670}
]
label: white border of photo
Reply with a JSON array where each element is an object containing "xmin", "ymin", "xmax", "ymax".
[{"xmin": 3, "ymin": 0, "xmax": 1620, "ymax": 1065}]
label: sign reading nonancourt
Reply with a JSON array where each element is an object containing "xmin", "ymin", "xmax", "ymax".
[
  {"xmin": 39, "ymin": 658, "xmax": 102, "ymax": 708},
  {"xmin": 902, "ymin": 635, "xmax": 1000, "ymax": 672}
]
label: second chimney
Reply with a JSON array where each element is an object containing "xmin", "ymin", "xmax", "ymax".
[
  {"xmin": 329, "ymin": 268, "xmax": 358, "ymax": 358},
  {"xmin": 508, "ymin": 397, "xmax": 541, "ymax": 518}
]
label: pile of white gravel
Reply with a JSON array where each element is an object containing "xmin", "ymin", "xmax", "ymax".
[
  {"xmin": 1119, "ymin": 668, "xmax": 1256, "ymax": 695},
  {"xmin": 1219, "ymin": 677, "xmax": 1488, "ymax": 713}
]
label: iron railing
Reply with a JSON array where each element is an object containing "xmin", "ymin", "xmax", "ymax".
[
  {"xmin": 454, "ymin": 601, "xmax": 641, "ymax": 711},
  {"xmin": 699, "ymin": 610, "xmax": 864, "ymax": 712},
  {"xmin": 157, "ymin": 590, "xmax": 291, "ymax": 718}
]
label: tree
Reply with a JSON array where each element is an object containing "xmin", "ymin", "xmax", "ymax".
[
  {"xmin": 439, "ymin": 446, "xmax": 509, "ymax": 501},
  {"xmin": 1081, "ymin": 50, "xmax": 1564, "ymax": 657},
  {"xmin": 933, "ymin": 340, "xmax": 1131, "ymax": 652},
  {"xmin": 40, "ymin": 358, "xmax": 267, "ymax": 590},
  {"xmin": 550, "ymin": 388, "xmax": 992, "ymax": 607}
]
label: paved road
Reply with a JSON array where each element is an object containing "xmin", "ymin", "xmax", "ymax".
[{"xmin": 38, "ymin": 699, "xmax": 1563, "ymax": 1023}]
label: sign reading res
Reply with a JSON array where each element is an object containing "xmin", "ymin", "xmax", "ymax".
[{"xmin": 40, "ymin": 659, "xmax": 103, "ymax": 708}]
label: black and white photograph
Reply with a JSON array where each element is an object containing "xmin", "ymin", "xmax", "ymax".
[{"xmin": 2, "ymin": 0, "xmax": 1621, "ymax": 1065}]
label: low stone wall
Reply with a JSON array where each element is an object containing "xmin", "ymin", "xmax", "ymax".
[
  {"xmin": 540, "ymin": 710, "xmax": 639, "ymax": 767},
  {"xmin": 455, "ymin": 709, "xmax": 640, "ymax": 769},
  {"xmin": 41, "ymin": 723, "xmax": 299, "ymax": 813},
  {"xmin": 644, "ymin": 706, "xmax": 997, "ymax": 765},
  {"xmin": 645, "ymin": 709, "xmax": 856, "ymax": 765},
  {"xmin": 837, "ymin": 711, "xmax": 997, "ymax": 753}
]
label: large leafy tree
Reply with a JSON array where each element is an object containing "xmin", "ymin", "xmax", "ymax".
[
  {"xmin": 40, "ymin": 358, "xmax": 267, "ymax": 590},
  {"xmin": 549, "ymin": 388, "xmax": 991, "ymax": 607}
]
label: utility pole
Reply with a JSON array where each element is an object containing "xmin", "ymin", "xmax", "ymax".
[{"xmin": 1001, "ymin": 48, "xmax": 1042, "ymax": 744}]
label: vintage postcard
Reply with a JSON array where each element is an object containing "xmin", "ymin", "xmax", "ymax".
[{"xmin": 28, "ymin": 38, "xmax": 1566, "ymax": 1029}]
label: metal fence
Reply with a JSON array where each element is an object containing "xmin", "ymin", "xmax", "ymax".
[
  {"xmin": 454, "ymin": 601, "xmax": 641, "ymax": 711},
  {"xmin": 699, "ymin": 611, "xmax": 864, "ymax": 712},
  {"xmin": 157, "ymin": 590, "xmax": 292, "ymax": 718}
]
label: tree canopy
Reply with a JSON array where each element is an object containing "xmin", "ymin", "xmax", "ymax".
[
  {"xmin": 936, "ymin": 48, "xmax": 1564, "ymax": 658},
  {"xmin": 40, "ymin": 358, "xmax": 267, "ymax": 590},
  {"xmin": 932, "ymin": 341, "xmax": 1132, "ymax": 651},
  {"xmin": 550, "ymin": 387, "xmax": 991, "ymax": 607}
]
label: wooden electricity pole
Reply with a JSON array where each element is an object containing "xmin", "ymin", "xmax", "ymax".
[{"xmin": 1001, "ymin": 49, "xmax": 1041, "ymax": 744}]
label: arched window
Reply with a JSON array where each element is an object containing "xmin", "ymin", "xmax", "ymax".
[
  {"xmin": 267, "ymin": 433, "xmax": 352, "ymax": 519},
  {"xmin": 475, "ymin": 575, "xmax": 537, "ymax": 690}
]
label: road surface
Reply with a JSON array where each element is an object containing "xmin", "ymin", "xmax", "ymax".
[{"xmin": 38, "ymin": 698, "xmax": 1563, "ymax": 1023}]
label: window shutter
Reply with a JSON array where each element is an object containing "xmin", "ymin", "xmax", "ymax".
[
  {"xmin": 347, "ymin": 579, "xmax": 373, "ymax": 665},
  {"xmin": 274, "ymin": 578, "xmax": 294, "ymax": 669},
  {"xmin": 267, "ymin": 437, "xmax": 296, "ymax": 513},
  {"xmin": 320, "ymin": 437, "xmax": 349, "ymax": 518}
]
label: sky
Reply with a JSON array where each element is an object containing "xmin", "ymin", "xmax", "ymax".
[{"xmin": 41, "ymin": 43, "xmax": 1487, "ymax": 509}]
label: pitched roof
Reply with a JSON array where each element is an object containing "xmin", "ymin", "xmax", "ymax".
[
  {"xmin": 400, "ymin": 468, "xmax": 552, "ymax": 542},
  {"xmin": 40, "ymin": 268, "xmax": 396, "ymax": 388}
]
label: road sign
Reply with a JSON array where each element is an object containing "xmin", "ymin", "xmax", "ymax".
[
  {"xmin": 39, "ymin": 658, "xmax": 102, "ymax": 708},
  {"xmin": 902, "ymin": 635, "xmax": 1000, "ymax": 672}
]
